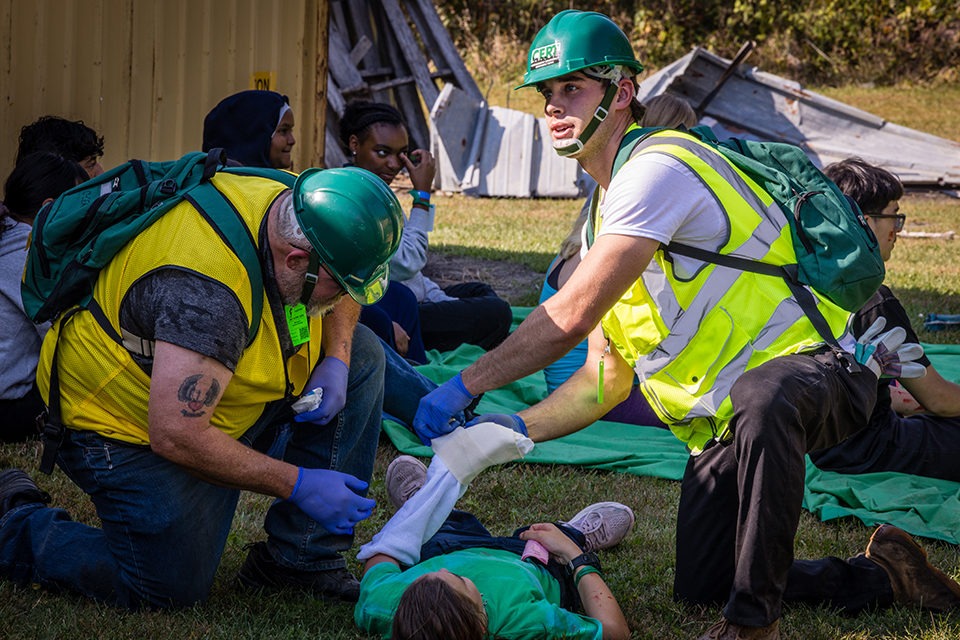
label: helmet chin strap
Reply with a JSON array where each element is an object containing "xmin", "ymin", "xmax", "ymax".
[
  {"xmin": 554, "ymin": 75, "xmax": 622, "ymax": 158},
  {"xmin": 300, "ymin": 249, "xmax": 321, "ymax": 306}
]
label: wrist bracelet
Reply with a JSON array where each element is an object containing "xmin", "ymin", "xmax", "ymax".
[
  {"xmin": 574, "ymin": 565, "xmax": 602, "ymax": 587},
  {"xmin": 408, "ymin": 189, "xmax": 431, "ymax": 207}
]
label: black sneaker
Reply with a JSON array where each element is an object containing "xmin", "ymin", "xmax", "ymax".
[
  {"xmin": 236, "ymin": 541, "xmax": 361, "ymax": 602},
  {"xmin": 0, "ymin": 469, "xmax": 51, "ymax": 518}
]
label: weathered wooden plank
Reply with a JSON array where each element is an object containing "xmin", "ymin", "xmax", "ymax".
[
  {"xmin": 325, "ymin": 125, "xmax": 349, "ymax": 169},
  {"xmin": 342, "ymin": 0, "xmax": 380, "ymax": 71},
  {"xmin": 331, "ymin": 1, "xmax": 348, "ymax": 41},
  {"xmin": 327, "ymin": 75, "xmax": 346, "ymax": 118},
  {"xmin": 349, "ymin": 34, "xmax": 372, "ymax": 66},
  {"xmin": 405, "ymin": 0, "xmax": 482, "ymax": 101},
  {"xmin": 327, "ymin": 19, "xmax": 367, "ymax": 95},
  {"xmin": 371, "ymin": 0, "xmax": 430, "ymax": 150},
  {"xmin": 377, "ymin": 0, "xmax": 438, "ymax": 107}
]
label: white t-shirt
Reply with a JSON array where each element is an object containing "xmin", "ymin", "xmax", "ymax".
[{"xmin": 581, "ymin": 153, "xmax": 728, "ymax": 279}]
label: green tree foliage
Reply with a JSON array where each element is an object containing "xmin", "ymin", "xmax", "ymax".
[{"xmin": 435, "ymin": 0, "xmax": 960, "ymax": 85}]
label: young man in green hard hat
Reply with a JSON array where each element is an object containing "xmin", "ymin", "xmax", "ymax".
[
  {"xmin": 411, "ymin": 10, "xmax": 955, "ymax": 639},
  {"xmin": 0, "ymin": 167, "xmax": 402, "ymax": 608}
]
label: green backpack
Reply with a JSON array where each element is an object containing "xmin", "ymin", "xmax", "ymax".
[
  {"xmin": 22, "ymin": 149, "xmax": 297, "ymax": 337},
  {"xmin": 22, "ymin": 149, "xmax": 296, "ymax": 473},
  {"xmin": 596, "ymin": 125, "xmax": 884, "ymax": 312}
]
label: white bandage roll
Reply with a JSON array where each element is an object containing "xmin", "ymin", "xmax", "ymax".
[{"xmin": 431, "ymin": 422, "xmax": 535, "ymax": 485}]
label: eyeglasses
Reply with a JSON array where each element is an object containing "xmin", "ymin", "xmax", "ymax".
[{"xmin": 867, "ymin": 213, "xmax": 906, "ymax": 232}]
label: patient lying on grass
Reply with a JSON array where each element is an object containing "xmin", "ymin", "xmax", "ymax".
[{"xmin": 354, "ymin": 453, "xmax": 634, "ymax": 640}]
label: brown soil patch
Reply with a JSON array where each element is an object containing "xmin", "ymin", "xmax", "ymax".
[{"xmin": 421, "ymin": 250, "xmax": 544, "ymax": 306}]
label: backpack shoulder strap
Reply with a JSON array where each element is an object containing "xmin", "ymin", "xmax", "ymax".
[{"xmin": 185, "ymin": 182, "xmax": 265, "ymax": 346}]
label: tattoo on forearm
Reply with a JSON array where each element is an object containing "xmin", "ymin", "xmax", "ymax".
[{"xmin": 177, "ymin": 374, "xmax": 221, "ymax": 417}]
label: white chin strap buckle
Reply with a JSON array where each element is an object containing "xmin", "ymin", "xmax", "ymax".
[{"xmin": 554, "ymin": 138, "xmax": 584, "ymax": 158}]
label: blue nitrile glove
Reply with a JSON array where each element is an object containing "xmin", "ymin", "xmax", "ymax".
[
  {"xmin": 465, "ymin": 412, "xmax": 528, "ymax": 437},
  {"xmin": 295, "ymin": 356, "xmax": 349, "ymax": 425},
  {"xmin": 287, "ymin": 468, "xmax": 376, "ymax": 535},
  {"xmin": 854, "ymin": 317, "xmax": 926, "ymax": 379},
  {"xmin": 412, "ymin": 371, "xmax": 477, "ymax": 445}
]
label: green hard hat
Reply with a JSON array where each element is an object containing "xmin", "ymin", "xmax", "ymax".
[
  {"xmin": 292, "ymin": 167, "xmax": 403, "ymax": 305},
  {"xmin": 516, "ymin": 10, "xmax": 643, "ymax": 89}
]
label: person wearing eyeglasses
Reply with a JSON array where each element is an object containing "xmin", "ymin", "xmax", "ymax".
[{"xmin": 808, "ymin": 157, "xmax": 960, "ymax": 481}]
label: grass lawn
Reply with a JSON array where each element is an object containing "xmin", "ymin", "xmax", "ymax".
[{"xmin": 3, "ymin": 83, "xmax": 960, "ymax": 638}]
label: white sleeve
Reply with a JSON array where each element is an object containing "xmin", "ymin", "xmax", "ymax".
[{"xmin": 583, "ymin": 154, "xmax": 728, "ymax": 278}]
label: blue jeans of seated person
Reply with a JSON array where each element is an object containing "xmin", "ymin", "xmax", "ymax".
[
  {"xmin": 379, "ymin": 331, "xmax": 448, "ymax": 429},
  {"xmin": 0, "ymin": 324, "xmax": 385, "ymax": 610},
  {"xmin": 359, "ymin": 282, "xmax": 427, "ymax": 365}
]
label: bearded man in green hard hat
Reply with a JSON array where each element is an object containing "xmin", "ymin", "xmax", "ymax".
[
  {"xmin": 0, "ymin": 165, "xmax": 405, "ymax": 608},
  {"xmin": 412, "ymin": 10, "xmax": 952, "ymax": 639}
]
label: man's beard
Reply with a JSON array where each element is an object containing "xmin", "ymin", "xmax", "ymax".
[
  {"xmin": 306, "ymin": 291, "xmax": 344, "ymax": 318},
  {"xmin": 278, "ymin": 269, "xmax": 345, "ymax": 317}
]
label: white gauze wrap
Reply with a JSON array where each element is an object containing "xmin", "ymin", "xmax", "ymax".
[
  {"xmin": 357, "ymin": 455, "xmax": 465, "ymax": 566},
  {"xmin": 431, "ymin": 422, "xmax": 535, "ymax": 485}
]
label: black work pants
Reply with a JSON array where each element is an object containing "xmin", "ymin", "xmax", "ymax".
[
  {"xmin": 673, "ymin": 350, "xmax": 879, "ymax": 626},
  {"xmin": 418, "ymin": 282, "xmax": 512, "ymax": 353}
]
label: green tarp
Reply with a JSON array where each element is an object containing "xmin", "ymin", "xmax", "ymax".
[{"xmin": 382, "ymin": 307, "xmax": 960, "ymax": 543}]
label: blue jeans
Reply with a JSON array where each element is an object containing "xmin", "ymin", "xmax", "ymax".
[
  {"xmin": 359, "ymin": 282, "xmax": 427, "ymax": 365},
  {"xmin": 0, "ymin": 324, "xmax": 385, "ymax": 609},
  {"xmin": 379, "ymin": 332, "xmax": 441, "ymax": 429}
]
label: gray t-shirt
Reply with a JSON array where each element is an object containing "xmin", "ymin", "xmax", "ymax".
[
  {"xmin": 118, "ymin": 217, "xmax": 296, "ymax": 374},
  {"xmin": 1, "ymin": 219, "xmax": 49, "ymax": 399}
]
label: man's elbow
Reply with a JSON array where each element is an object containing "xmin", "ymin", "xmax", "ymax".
[{"xmin": 149, "ymin": 428, "xmax": 192, "ymax": 464}]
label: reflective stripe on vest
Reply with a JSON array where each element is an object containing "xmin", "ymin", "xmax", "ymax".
[
  {"xmin": 595, "ymin": 130, "xmax": 851, "ymax": 453},
  {"xmin": 36, "ymin": 173, "xmax": 323, "ymax": 445}
]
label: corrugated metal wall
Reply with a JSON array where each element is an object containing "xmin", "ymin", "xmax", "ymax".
[{"xmin": 0, "ymin": 0, "xmax": 329, "ymax": 182}]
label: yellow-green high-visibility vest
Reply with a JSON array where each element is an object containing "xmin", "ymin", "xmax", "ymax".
[{"xmin": 593, "ymin": 129, "xmax": 851, "ymax": 454}]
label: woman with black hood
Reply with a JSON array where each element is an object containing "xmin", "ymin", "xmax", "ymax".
[{"xmin": 202, "ymin": 90, "xmax": 296, "ymax": 169}]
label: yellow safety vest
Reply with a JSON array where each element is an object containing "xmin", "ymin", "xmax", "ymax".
[
  {"xmin": 36, "ymin": 172, "xmax": 323, "ymax": 445},
  {"xmin": 594, "ymin": 130, "xmax": 851, "ymax": 454}
]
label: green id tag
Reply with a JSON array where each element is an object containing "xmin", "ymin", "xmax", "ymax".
[{"xmin": 285, "ymin": 303, "xmax": 310, "ymax": 346}]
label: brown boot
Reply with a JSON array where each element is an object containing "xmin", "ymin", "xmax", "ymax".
[
  {"xmin": 696, "ymin": 617, "xmax": 780, "ymax": 640},
  {"xmin": 865, "ymin": 523, "xmax": 960, "ymax": 612}
]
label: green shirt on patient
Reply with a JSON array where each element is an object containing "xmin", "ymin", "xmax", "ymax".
[{"xmin": 354, "ymin": 547, "xmax": 603, "ymax": 640}]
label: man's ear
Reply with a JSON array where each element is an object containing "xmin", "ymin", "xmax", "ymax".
[
  {"xmin": 284, "ymin": 247, "xmax": 311, "ymax": 272},
  {"xmin": 615, "ymin": 78, "xmax": 635, "ymax": 109}
]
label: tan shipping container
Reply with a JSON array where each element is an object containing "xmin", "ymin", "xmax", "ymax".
[{"xmin": 0, "ymin": 0, "xmax": 330, "ymax": 182}]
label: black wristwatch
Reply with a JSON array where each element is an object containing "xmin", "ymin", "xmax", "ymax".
[{"xmin": 566, "ymin": 551, "xmax": 601, "ymax": 576}]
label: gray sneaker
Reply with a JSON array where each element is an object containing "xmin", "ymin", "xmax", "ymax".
[
  {"xmin": 564, "ymin": 502, "xmax": 635, "ymax": 552},
  {"xmin": 385, "ymin": 455, "xmax": 428, "ymax": 510}
]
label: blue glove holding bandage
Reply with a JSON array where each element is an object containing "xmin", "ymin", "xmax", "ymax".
[
  {"xmin": 295, "ymin": 356, "xmax": 349, "ymax": 425},
  {"xmin": 288, "ymin": 468, "xmax": 375, "ymax": 535},
  {"xmin": 466, "ymin": 412, "xmax": 528, "ymax": 437},
  {"xmin": 412, "ymin": 371, "xmax": 477, "ymax": 445}
]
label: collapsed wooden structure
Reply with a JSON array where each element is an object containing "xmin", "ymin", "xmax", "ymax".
[
  {"xmin": 325, "ymin": 0, "xmax": 482, "ymax": 168},
  {"xmin": 326, "ymin": 0, "xmax": 585, "ymax": 197}
]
